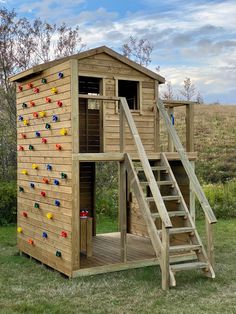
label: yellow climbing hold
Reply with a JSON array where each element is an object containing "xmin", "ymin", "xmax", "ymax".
[
  {"xmin": 23, "ymin": 119, "xmax": 29, "ymax": 126},
  {"xmin": 46, "ymin": 213, "xmax": 53, "ymax": 219},
  {"xmin": 32, "ymin": 164, "xmax": 38, "ymax": 170},
  {"xmin": 21, "ymin": 169, "xmax": 28, "ymax": 175},
  {"xmin": 60, "ymin": 128, "xmax": 67, "ymax": 136},
  {"xmin": 17, "ymin": 227, "xmax": 23, "ymax": 233},
  {"xmin": 51, "ymin": 87, "xmax": 58, "ymax": 94},
  {"xmin": 39, "ymin": 111, "xmax": 46, "ymax": 118}
]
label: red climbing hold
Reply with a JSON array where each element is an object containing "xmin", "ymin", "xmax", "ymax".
[
  {"xmin": 22, "ymin": 212, "xmax": 28, "ymax": 218},
  {"xmin": 56, "ymin": 144, "xmax": 62, "ymax": 150},
  {"xmin": 41, "ymin": 191, "xmax": 46, "ymax": 197}
]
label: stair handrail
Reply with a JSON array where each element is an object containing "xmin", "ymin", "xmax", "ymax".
[
  {"xmin": 119, "ymin": 97, "xmax": 172, "ymax": 228},
  {"xmin": 156, "ymin": 98, "xmax": 217, "ymax": 224}
]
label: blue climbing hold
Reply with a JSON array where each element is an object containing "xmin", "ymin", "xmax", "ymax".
[
  {"xmin": 170, "ymin": 113, "xmax": 175, "ymax": 125},
  {"xmin": 54, "ymin": 200, "xmax": 60, "ymax": 207},
  {"xmin": 52, "ymin": 115, "xmax": 58, "ymax": 122},
  {"xmin": 30, "ymin": 182, "xmax": 35, "ymax": 188},
  {"xmin": 54, "ymin": 179, "xmax": 59, "ymax": 186},
  {"xmin": 47, "ymin": 164, "xmax": 52, "ymax": 171},
  {"xmin": 58, "ymin": 72, "xmax": 64, "ymax": 79},
  {"xmin": 35, "ymin": 131, "xmax": 41, "ymax": 137},
  {"xmin": 42, "ymin": 232, "xmax": 48, "ymax": 238},
  {"xmin": 19, "ymin": 116, "xmax": 23, "ymax": 121}
]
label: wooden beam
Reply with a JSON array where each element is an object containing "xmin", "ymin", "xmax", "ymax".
[
  {"xmin": 72, "ymin": 153, "xmax": 124, "ymax": 162},
  {"xmin": 71, "ymin": 59, "xmax": 80, "ymax": 272},
  {"xmin": 189, "ymin": 161, "xmax": 196, "ymax": 221},
  {"xmin": 161, "ymin": 223, "xmax": 170, "ymax": 290},
  {"xmin": 79, "ymin": 94, "xmax": 119, "ymax": 101},
  {"xmin": 154, "ymin": 81, "xmax": 160, "ymax": 152},
  {"xmin": 167, "ymin": 107, "xmax": 174, "ymax": 152},
  {"xmin": 186, "ymin": 103, "xmax": 194, "ymax": 152},
  {"xmin": 119, "ymin": 161, "xmax": 127, "ymax": 262},
  {"xmin": 205, "ymin": 217, "xmax": 215, "ymax": 269},
  {"xmin": 119, "ymin": 106, "xmax": 125, "ymax": 152}
]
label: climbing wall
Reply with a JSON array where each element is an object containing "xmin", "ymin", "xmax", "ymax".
[{"xmin": 16, "ymin": 61, "xmax": 73, "ymax": 276}]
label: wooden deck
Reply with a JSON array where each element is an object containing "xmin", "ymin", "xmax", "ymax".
[{"xmin": 80, "ymin": 232, "xmax": 156, "ymax": 269}]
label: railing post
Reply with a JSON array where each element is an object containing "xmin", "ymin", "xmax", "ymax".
[
  {"xmin": 186, "ymin": 103, "xmax": 194, "ymax": 152},
  {"xmin": 167, "ymin": 107, "xmax": 174, "ymax": 152},
  {"xmin": 119, "ymin": 161, "xmax": 127, "ymax": 262},
  {"xmin": 162, "ymin": 222, "xmax": 170, "ymax": 290},
  {"xmin": 205, "ymin": 216, "xmax": 215, "ymax": 268},
  {"xmin": 119, "ymin": 101, "xmax": 125, "ymax": 152}
]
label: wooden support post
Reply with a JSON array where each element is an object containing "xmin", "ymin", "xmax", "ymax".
[
  {"xmin": 162, "ymin": 222, "xmax": 170, "ymax": 290},
  {"xmin": 154, "ymin": 82, "xmax": 160, "ymax": 152},
  {"xmin": 119, "ymin": 161, "xmax": 127, "ymax": 263},
  {"xmin": 205, "ymin": 216, "xmax": 215, "ymax": 268},
  {"xmin": 190, "ymin": 161, "xmax": 196, "ymax": 221},
  {"xmin": 120, "ymin": 103, "xmax": 125, "ymax": 152},
  {"xmin": 167, "ymin": 107, "xmax": 174, "ymax": 152},
  {"xmin": 186, "ymin": 104, "xmax": 194, "ymax": 152}
]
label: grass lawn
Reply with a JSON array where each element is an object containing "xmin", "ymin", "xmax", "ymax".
[{"xmin": 0, "ymin": 219, "xmax": 236, "ymax": 314}]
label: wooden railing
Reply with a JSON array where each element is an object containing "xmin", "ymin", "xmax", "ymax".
[
  {"xmin": 119, "ymin": 97, "xmax": 172, "ymax": 228},
  {"xmin": 163, "ymin": 100, "xmax": 194, "ymax": 153}
]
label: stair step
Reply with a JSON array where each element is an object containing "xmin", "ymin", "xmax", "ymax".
[
  {"xmin": 140, "ymin": 180, "xmax": 174, "ymax": 187},
  {"xmin": 171, "ymin": 262, "xmax": 208, "ymax": 272},
  {"xmin": 169, "ymin": 227, "xmax": 195, "ymax": 235},
  {"xmin": 146, "ymin": 195, "xmax": 181, "ymax": 203},
  {"xmin": 136, "ymin": 166, "xmax": 169, "ymax": 173},
  {"xmin": 151, "ymin": 211, "xmax": 187, "ymax": 219},
  {"xmin": 169, "ymin": 244, "xmax": 202, "ymax": 253}
]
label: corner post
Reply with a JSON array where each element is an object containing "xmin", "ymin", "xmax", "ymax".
[
  {"xmin": 119, "ymin": 100, "xmax": 125, "ymax": 152},
  {"xmin": 162, "ymin": 222, "xmax": 170, "ymax": 290},
  {"xmin": 205, "ymin": 217, "xmax": 215, "ymax": 269},
  {"xmin": 71, "ymin": 59, "xmax": 80, "ymax": 273},
  {"xmin": 167, "ymin": 107, "xmax": 174, "ymax": 152},
  {"xmin": 119, "ymin": 160, "xmax": 127, "ymax": 263},
  {"xmin": 186, "ymin": 103, "xmax": 194, "ymax": 152}
]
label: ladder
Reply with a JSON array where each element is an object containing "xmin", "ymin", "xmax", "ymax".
[{"xmin": 119, "ymin": 97, "xmax": 216, "ymax": 289}]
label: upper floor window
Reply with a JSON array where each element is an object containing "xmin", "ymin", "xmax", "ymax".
[{"xmin": 118, "ymin": 80, "xmax": 139, "ymax": 110}]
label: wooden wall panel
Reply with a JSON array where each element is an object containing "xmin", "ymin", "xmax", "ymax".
[{"xmin": 17, "ymin": 60, "xmax": 73, "ymax": 276}]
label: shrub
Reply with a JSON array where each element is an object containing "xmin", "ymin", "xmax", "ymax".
[
  {"xmin": 0, "ymin": 181, "xmax": 17, "ymax": 225},
  {"xmin": 196, "ymin": 180, "xmax": 236, "ymax": 219}
]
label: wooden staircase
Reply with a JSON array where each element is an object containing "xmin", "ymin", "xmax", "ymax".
[{"xmin": 119, "ymin": 97, "xmax": 217, "ymax": 290}]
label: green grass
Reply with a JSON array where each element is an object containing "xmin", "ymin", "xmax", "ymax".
[
  {"xmin": 96, "ymin": 214, "xmax": 118, "ymax": 234},
  {"xmin": 1, "ymin": 219, "xmax": 236, "ymax": 314}
]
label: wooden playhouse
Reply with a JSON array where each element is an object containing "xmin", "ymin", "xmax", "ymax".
[{"xmin": 11, "ymin": 46, "xmax": 217, "ymax": 289}]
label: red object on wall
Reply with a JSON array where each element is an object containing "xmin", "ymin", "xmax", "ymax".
[
  {"xmin": 18, "ymin": 85, "xmax": 23, "ymax": 92},
  {"xmin": 34, "ymin": 87, "xmax": 39, "ymax": 93},
  {"xmin": 33, "ymin": 112, "xmax": 39, "ymax": 118},
  {"xmin": 20, "ymin": 133, "xmax": 26, "ymax": 139},
  {"xmin": 27, "ymin": 83, "xmax": 33, "ymax": 89},
  {"xmin": 60, "ymin": 231, "xmax": 67, "ymax": 238},
  {"xmin": 28, "ymin": 239, "xmax": 34, "ymax": 245},
  {"xmin": 45, "ymin": 97, "xmax": 51, "ymax": 103},
  {"xmin": 18, "ymin": 146, "xmax": 24, "ymax": 151},
  {"xmin": 41, "ymin": 138, "xmax": 47, "ymax": 144},
  {"xmin": 55, "ymin": 144, "xmax": 62, "ymax": 150},
  {"xmin": 30, "ymin": 101, "xmax": 35, "ymax": 107},
  {"xmin": 41, "ymin": 191, "xmax": 46, "ymax": 197},
  {"xmin": 57, "ymin": 101, "xmax": 63, "ymax": 107},
  {"xmin": 42, "ymin": 177, "xmax": 49, "ymax": 184},
  {"xmin": 22, "ymin": 212, "xmax": 28, "ymax": 218}
]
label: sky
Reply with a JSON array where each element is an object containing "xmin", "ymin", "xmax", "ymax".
[{"xmin": 2, "ymin": 0, "xmax": 236, "ymax": 104}]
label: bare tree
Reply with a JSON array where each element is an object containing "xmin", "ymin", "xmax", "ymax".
[
  {"xmin": 162, "ymin": 81, "xmax": 175, "ymax": 100},
  {"xmin": 122, "ymin": 36, "xmax": 153, "ymax": 67},
  {"xmin": 196, "ymin": 91, "xmax": 204, "ymax": 104},
  {"xmin": 179, "ymin": 77, "xmax": 196, "ymax": 101}
]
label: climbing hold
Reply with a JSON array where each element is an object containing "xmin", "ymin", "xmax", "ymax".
[
  {"xmin": 42, "ymin": 177, "xmax": 49, "ymax": 184},
  {"xmin": 21, "ymin": 169, "xmax": 28, "ymax": 175},
  {"xmin": 60, "ymin": 231, "xmax": 67, "ymax": 238},
  {"xmin": 34, "ymin": 87, "xmax": 39, "ymax": 93},
  {"xmin": 61, "ymin": 172, "xmax": 67, "ymax": 179},
  {"xmin": 45, "ymin": 97, "xmax": 51, "ymax": 103},
  {"xmin": 29, "ymin": 144, "xmax": 34, "ymax": 150},
  {"xmin": 42, "ymin": 232, "xmax": 48, "ymax": 238},
  {"xmin": 19, "ymin": 186, "xmax": 24, "ymax": 192},
  {"xmin": 27, "ymin": 83, "xmax": 33, "ymax": 89},
  {"xmin": 51, "ymin": 87, "xmax": 58, "ymax": 94},
  {"xmin": 30, "ymin": 101, "xmax": 35, "ymax": 107},
  {"xmin": 170, "ymin": 113, "xmax": 175, "ymax": 125},
  {"xmin": 32, "ymin": 163, "xmax": 38, "ymax": 170},
  {"xmin": 28, "ymin": 239, "xmax": 34, "ymax": 245},
  {"xmin": 18, "ymin": 85, "xmax": 23, "ymax": 92},
  {"xmin": 20, "ymin": 133, "xmax": 26, "ymax": 139},
  {"xmin": 46, "ymin": 212, "xmax": 53, "ymax": 219},
  {"xmin": 22, "ymin": 103, "xmax": 27, "ymax": 108},
  {"xmin": 34, "ymin": 202, "xmax": 40, "ymax": 209},
  {"xmin": 54, "ymin": 200, "xmax": 60, "ymax": 207},
  {"xmin": 58, "ymin": 72, "xmax": 64, "ymax": 79},
  {"xmin": 41, "ymin": 78, "xmax": 47, "ymax": 84},
  {"xmin": 45, "ymin": 123, "xmax": 51, "ymax": 129},
  {"xmin": 80, "ymin": 210, "xmax": 89, "ymax": 218},
  {"xmin": 54, "ymin": 179, "xmax": 59, "ymax": 186},
  {"xmin": 18, "ymin": 146, "xmax": 24, "ymax": 151},
  {"xmin": 55, "ymin": 144, "xmax": 62, "ymax": 150},
  {"xmin": 41, "ymin": 137, "xmax": 47, "ymax": 144},
  {"xmin": 46, "ymin": 164, "xmax": 52, "ymax": 171},
  {"xmin": 57, "ymin": 100, "xmax": 62, "ymax": 107},
  {"xmin": 22, "ymin": 211, "xmax": 28, "ymax": 218},
  {"xmin": 23, "ymin": 119, "xmax": 29, "ymax": 126},
  {"xmin": 17, "ymin": 227, "xmax": 23, "ymax": 233},
  {"xmin": 41, "ymin": 191, "xmax": 46, "ymax": 197},
  {"xmin": 30, "ymin": 182, "xmax": 35, "ymax": 188},
  {"xmin": 35, "ymin": 131, "xmax": 40, "ymax": 137},
  {"xmin": 60, "ymin": 128, "xmax": 67, "ymax": 136},
  {"xmin": 55, "ymin": 250, "xmax": 61, "ymax": 257},
  {"xmin": 33, "ymin": 112, "xmax": 39, "ymax": 118},
  {"xmin": 18, "ymin": 115, "xmax": 23, "ymax": 121},
  {"xmin": 39, "ymin": 111, "xmax": 46, "ymax": 118},
  {"xmin": 52, "ymin": 115, "xmax": 58, "ymax": 122}
]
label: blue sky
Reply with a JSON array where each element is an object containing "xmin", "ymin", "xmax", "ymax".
[{"xmin": 2, "ymin": 0, "xmax": 236, "ymax": 104}]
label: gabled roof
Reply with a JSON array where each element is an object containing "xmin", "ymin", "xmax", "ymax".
[{"xmin": 10, "ymin": 46, "xmax": 165, "ymax": 83}]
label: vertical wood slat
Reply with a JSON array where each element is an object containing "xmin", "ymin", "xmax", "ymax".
[
  {"xmin": 154, "ymin": 81, "xmax": 160, "ymax": 152},
  {"xmin": 189, "ymin": 161, "xmax": 196, "ymax": 221},
  {"xmin": 167, "ymin": 107, "xmax": 174, "ymax": 152},
  {"xmin": 120, "ymin": 106, "xmax": 125, "ymax": 152},
  {"xmin": 162, "ymin": 222, "xmax": 170, "ymax": 290},
  {"xmin": 71, "ymin": 59, "xmax": 80, "ymax": 272},
  {"xmin": 119, "ymin": 161, "xmax": 127, "ymax": 262},
  {"xmin": 186, "ymin": 104, "xmax": 194, "ymax": 152},
  {"xmin": 205, "ymin": 217, "xmax": 215, "ymax": 269}
]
